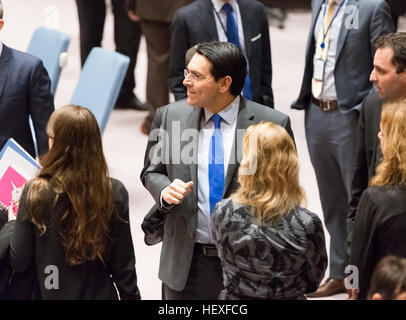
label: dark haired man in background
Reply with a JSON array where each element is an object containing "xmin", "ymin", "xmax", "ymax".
[{"xmin": 347, "ymin": 32, "xmax": 406, "ymax": 260}]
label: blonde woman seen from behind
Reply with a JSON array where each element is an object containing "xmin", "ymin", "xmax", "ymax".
[{"xmin": 212, "ymin": 122, "xmax": 327, "ymax": 300}]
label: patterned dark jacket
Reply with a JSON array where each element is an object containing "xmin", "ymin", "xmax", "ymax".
[{"xmin": 212, "ymin": 199, "xmax": 327, "ymax": 300}]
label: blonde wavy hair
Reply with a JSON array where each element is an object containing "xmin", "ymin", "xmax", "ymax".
[
  {"xmin": 231, "ymin": 122, "xmax": 305, "ymax": 225},
  {"xmin": 371, "ymin": 100, "xmax": 406, "ymax": 186}
]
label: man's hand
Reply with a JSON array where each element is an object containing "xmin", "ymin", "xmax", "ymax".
[
  {"xmin": 162, "ymin": 179, "xmax": 193, "ymax": 205},
  {"xmin": 125, "ymin": 0, "xmax": 139, "ymax": 22}
]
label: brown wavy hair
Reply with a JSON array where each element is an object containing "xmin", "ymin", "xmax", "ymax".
[
  {"xmin": 231, "ymin": 122, "xmax": 305, "ymax": 225},
  {"xmin": 26, "ymin": 105, "xmax": 114, "ymax": 266},
  {"xmin": 371, "ymin": 100, "xmax": 406, "ymax": 186}
]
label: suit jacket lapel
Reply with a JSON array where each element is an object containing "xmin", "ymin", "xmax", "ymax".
[
  {"xmin": 336, "ymin": 0, "xmax": 358, "ymax": 60},
  {"xmin": 186, "ymin": 106, "xmax": 204, "ymax": 201},
  {"xmin": 311, "ymin": 0, "xmax": 324, "ymax": 33},
  {"xmin": 238, "ymin": 0, "xmax": 252, "ymax": 62},
  {"xmin": 196, "ymin": 0, "xmax": 218, "ymax": 40},
  {"xmin": 0, "ymin": 45, "xmax": 11, "ymax": 100},
  {"xmin": 223, "ymin": 97, "xmax": 254, "ymax": 196}
]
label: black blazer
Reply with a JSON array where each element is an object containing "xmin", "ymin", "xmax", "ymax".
[
  {"xmin": 350, "ymin": 185, "xmax": 406, "ymax": 299},
  {"xmin": 0, "ymin": 45, "xmax": 54, "ymax": 157},
  {"xmin": 168, "ymin": 0, "xmax": 274, "ymax": 108},
  {"xmin": 346, "ymin": 91, "xmax": 382, "ymax": 258},
  {"xmin": 10, "ymin": 178, "xmax": 141, "ymax": 300}
]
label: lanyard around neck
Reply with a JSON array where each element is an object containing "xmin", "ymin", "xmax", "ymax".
[
  {"xmin": 211, "ymin": 2, "xmax": 228, "ymax": 37},
  {"xmin": 320, "ymin": 0, "xmax": 345, "ymax": 49}
]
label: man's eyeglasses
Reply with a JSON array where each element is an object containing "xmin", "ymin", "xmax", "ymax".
[{"xmin": 184, "ymin": 69, "xmax": 205, "ymax": 82}]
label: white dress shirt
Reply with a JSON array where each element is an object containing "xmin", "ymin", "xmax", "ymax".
[
  {"xmin": 313, "ymin": 0, "xmax": 347, "ymax": 100},
  {"xmin": 0, "ymin": 42, "xmax": 3, "ymax": 57},
  {"xmin": 196, "ymin": 96, "xmax": 239, "ymax": 244},
  {"xmin": 211, "ymin": 0, "xmax": 246, "ymax": 54}
]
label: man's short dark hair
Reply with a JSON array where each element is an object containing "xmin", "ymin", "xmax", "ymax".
[
  {"xmin": 0, "ymin": 0, "xmax": 3, "ymax": 19},
  {"xmin": 186, "ymin": 41, "xmax": 247, "ymax": 96},
  {"xmin": 375, "ymin": 32, "xmax": 406, "ymax": 73}
]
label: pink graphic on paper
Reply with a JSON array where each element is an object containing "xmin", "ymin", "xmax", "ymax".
[{"xmin": 0, "ymin": 166, "xmax": 26, "ymax": 215}]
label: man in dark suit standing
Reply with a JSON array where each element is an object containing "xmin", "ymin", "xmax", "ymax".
[
  {"xmin": 0, "ymin": 1, "xmax": 54, "ymax": 158},
  {"xmin": 168, "ymin": 0, "xmax": 274, "ymax": 108},
  {"xmin": 292, "ymin": 0, "xmax": 393, "ymax": 297},
  {"xmin": 347, "ymin": 32, "xmax": 406, "ymax": 261},
  {"xmin": 141, "ymin": 42, "xmax": 292, "ymax": 299}
]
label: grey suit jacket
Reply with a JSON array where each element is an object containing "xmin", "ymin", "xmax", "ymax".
[
  {"xmin": 291, "ymin": 0, "xmax": 393, "ymax": 112},
  {"xmin": 140, "ymin": 97, "xmax": 293, "ymax": 291},
  {"xmin": 168, "ymin": 0, "xmax": 274, "ymax": 108}
]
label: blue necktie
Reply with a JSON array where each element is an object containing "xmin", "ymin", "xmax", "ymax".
[
  {"xmin": 209, "ymin": 114, "xmax": 224, "ymax": 215},
  {"xmin": 221, "ymin": 2, "xmax": 253, "ymax": 101}
]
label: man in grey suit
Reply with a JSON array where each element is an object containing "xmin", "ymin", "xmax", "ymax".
[
  {"xmin": 141, "ymin": 41, "xmax": 293, "ymax": 299},
  {"xmin": 292, "ymin": 0, "xmax": 393, "ymax": 297}
]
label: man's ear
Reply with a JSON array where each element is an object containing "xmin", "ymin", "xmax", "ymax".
[
  {"xmin": 0, "ymin": 19, "xmax": 4, "ymax": 31},
  {"xmin": 218, "ymin": 75, "xmax": 232, "ymax": 94}
]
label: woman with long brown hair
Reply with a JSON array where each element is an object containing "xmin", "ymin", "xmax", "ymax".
[
  {"xmin": 351, "ymin": 100, "xmax": 406, "ymax": 300},
  {"xmin": 9, "ymin": 105, "xmax": 141, "ymax": 299},
  {"xmin": 211, "ymin": 122, "xmax": 327, "ymax": 300}
]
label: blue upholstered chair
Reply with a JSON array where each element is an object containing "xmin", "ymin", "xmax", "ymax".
[
  {"xmin": 27, "ymin": 26, "xmax": 70, "ymax": 96},
  {"xmin": 70, "ymin": 47, "xmax": 130, "ymax": 133},
  {"xmin": 27, "ymin": 27, "xmax": 70, "ymax": 158}
]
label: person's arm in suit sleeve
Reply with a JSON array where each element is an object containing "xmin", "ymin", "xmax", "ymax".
[
  {"xmin": 107, "ymin": 181, "xmax": 141, "ymax": 300},
  {"xmin": 369, "ymin": 0, "xmax": 395, "ymax": 59},
  {"xmin": 304, "ymin": 214, "xmax": 328, "ymax": 293},
  {"xmin": 168, "ymin": 10, "xmax": 189, "ymax": 101},
  {"xmin": 259, "ymin": 4, "xmax": 274, "ymax": 108},
  {"xmin": 282, "ymin": 115, "xmax": 295, "ymax": 145},
  {"xmin": 140, "ymin": 105, "xmax": 173, "ymax": 213},
  {"xmin": 346, "ymin": 101, "xmax": 368, "ymax": 260},
  {"xmin": 29, "ymin": 61, "xmax": 55, "ymax": 157},
  {"xmin": 9, "ymin": 183, "xmax": 36, "ymax": 273},
  {"xmin": 350, "ymin": 189, "xmax": 377, "ymax": 299}
]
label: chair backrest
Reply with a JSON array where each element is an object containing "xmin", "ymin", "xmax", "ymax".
[
  {"xmin": 69, "ymin": 47, "xmax": 130, "ymax": 133},
  {"xmin": 27, "ymin": 27, "xmax": 70, "ymax": 96}
]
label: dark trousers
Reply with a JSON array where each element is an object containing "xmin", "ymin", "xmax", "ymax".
[
  {"xmin": 139, "ymin": 20, "xmax": 171, "ymax": 125},
  {"xmin": 162, "ymin": 247, "xmax": 223, "ymax": 300},
  {"xmin": 75, "ymin": 0, "xmax": 141, "ymax": 98},
  {"xmin": 305, "ymin": 102, "xmax": 358, "ymax": 279}
]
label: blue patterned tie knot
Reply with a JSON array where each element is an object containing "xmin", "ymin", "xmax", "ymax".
[
  {"xmin": 221, "ymin": 2, "xmax": 233, "ymax": 15},
  {"xmin": 211, "ymin": 113, "xmax": 222, "ymax": 129}
]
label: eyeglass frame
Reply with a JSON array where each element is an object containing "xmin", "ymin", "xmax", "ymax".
[{"xmin": 183, "ymin": 69, "xmax": 209, "ymax": 82}]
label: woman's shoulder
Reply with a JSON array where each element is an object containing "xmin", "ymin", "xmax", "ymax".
[
  {"xmin": 363, "ymin": 184, "xmax": 406, "ymax": 208},
  {"xmin": 109, "ymin": 178, "xmax": 128, "ymax": 197},
  {"xmin": 215, "ymin": 198, "xmax": 249, "ymax": 213},
  {"xmin": 213, "ymin": 198, "xmax": 251, "ymax": 219},
  {"xmin": 289, "ymin": 206, "xmax": 324, "ymax": 229}
]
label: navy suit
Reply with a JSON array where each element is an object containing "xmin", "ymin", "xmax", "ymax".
[
  {"xmin": 0, "ymin": 45, "xmax": 54, "ymax": 157},
  {"xmin": 168, "ymin": 0, "xmax": 274, "ymax": 108}
]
